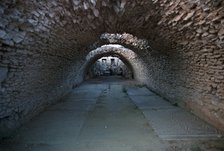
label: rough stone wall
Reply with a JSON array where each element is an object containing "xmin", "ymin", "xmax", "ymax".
[
  {"xmin": 0, "ymin": 46, "xmax": 84, "ymax": 137},
  {"xmin": 0, "ymin": 0, "xmax": 86, "ymax": 137},
  {"xmin": 0, "ymin": 0, "xmax": 224, "ymax": 138},
  {"xmin": 144, "ymin": 0, "xmax": 224, "ymax": 129}
]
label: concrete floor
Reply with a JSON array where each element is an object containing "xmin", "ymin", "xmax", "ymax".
[{"xmin": 0, "ymin": 76, "xmax": 224, "ymax": 151}]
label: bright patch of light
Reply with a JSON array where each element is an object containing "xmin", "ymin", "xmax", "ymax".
[{"xmin": 101, "ymin": 44, "xmax": 123, "ymax": 48}]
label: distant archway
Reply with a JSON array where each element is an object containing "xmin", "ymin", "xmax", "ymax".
[
  {"xmin": 85, "ymin": 55, "xmax": 134, "ymax": 80},
  {"xmin": 80, "ymin": 44, "xmax": 148, "ymax": 82}
]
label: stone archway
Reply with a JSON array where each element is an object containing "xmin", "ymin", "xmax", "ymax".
[{"xmin": 79, "ymin": 44, "xmax": 148, "ymax": 82}]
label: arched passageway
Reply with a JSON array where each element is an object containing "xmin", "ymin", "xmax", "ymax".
[
  {"xmin": 0, "ymin": 0, "xmax": 224, "ymax": 150},
  {"xmin": 86, "ymin": 56, "xmax": 133, "ymax": 79},
  {"xmin": 81, "ymin": 44, "xmax": 147, "ymax": 81}
]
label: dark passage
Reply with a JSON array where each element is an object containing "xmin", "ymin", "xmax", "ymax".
[{"xmin": 86, "ymin": 56, "xmax": 133, "ymax": 79}]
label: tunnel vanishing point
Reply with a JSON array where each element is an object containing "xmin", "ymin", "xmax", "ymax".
[{"xmin": 0, "ymin": 0, "xmax": 224, "ymax": 139}]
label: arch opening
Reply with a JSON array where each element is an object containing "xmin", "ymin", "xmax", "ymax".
[
  {"xmin": 85, "ymin": 55, "xmax": 134, "ymax": 80},
  {"xmin": 80, "ymin": 44, "xmax": 148, "ymax": 83}
]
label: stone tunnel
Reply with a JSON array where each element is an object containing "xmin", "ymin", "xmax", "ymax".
[{"xmin": 0, "ymin": 0, "xmax": 224, "ymax": 150}]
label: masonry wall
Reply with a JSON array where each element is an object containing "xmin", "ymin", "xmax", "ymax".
[
  {"xmin": 0, "ymin": 46, "xmax": 84, "ymax": 136},
  {"xmin": 0, "ymin": 1, "xmax": 85, "ymax": 137},
  {"xmin": 141, "ymin": 0, "xmax": 224, "ymax": 129}
]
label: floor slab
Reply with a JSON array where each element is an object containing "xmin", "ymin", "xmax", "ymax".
[
  {"xmin": 126, "ymin": 87, "xmax": 156, "ymax": 96},
  {"xmin": 128, "ymin": 95, "xmax": 174, "ymax": 110},
  {"xmin": 126, "ymin": 85, "xmax": 224, "ymax": 140}
]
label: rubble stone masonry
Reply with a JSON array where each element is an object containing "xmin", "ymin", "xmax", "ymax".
[{"xmin": 0, "ymin": 0, "xmax": 223, "ymax": 137}]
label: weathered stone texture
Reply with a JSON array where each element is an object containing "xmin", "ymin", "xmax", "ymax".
[
  {"xmin": 148, "ymin": 0, "xmax": 224, "ymax": 129},
  {"xmin": 0, "ymin": 0, "xmax": 224, "ymax": 138}
]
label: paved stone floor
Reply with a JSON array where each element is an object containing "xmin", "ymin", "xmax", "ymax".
[
  {"xmin": 126, "ymin": 86, "xmax": 223, "ymax": 140},
  {"xmin": 0, "ymin": 76, "xmax": 224, "ymax": 151}
]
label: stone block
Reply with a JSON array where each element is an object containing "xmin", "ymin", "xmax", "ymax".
[
  {"xmin": 183, "ymin": 11, "xmax": 195, "ymax": 21},
  {"xmin": 2, "ymin": 39, "xmax": 14, "ymax": 46},
  {"xmin": 0, "ymin": 67, "xmax": 8, "ymax": 83},
  {"xmin": 12, "ymin": 32, "xmax": 26, "ymax": 43},
  {"xmin": 0, "ymin": 30, "xmax": 6, "ymax": 39},
  {"xmin": 27, "ymin": 19, "xmax": 38, "ymax": 26}
]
